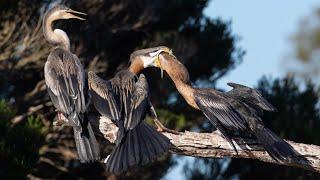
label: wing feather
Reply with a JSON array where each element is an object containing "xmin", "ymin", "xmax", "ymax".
[
  {"xmin": 195, "ymin": 89, "xmax": 247, "ymax": 131},
  {"xmin": 227, "ymin": 82, "xmax": 277, "ymax": 112},
  {"xmin": 88, "ymin": 72, "xmax": 121, "ymax": 122},
  {"xmin": 45, "ymin": 48, "xmax": 87, "ymax": 125},
  {"xmin": 125, "ymin": 74, "xmax": 149, "ymax": 130}
]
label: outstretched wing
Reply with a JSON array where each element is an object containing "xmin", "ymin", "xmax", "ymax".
[
  {"xmin": 227, "ymin": 82, "xmax": 277, "ymax": 112},
  {"xmin": 45, "ymin": 48, "xmax": 86, "ymax": 117},
  {"xmin": 194, "ymin": 89, "xmax": 247, "ymax": 131},
  {"xmin": 88, "ymin": 71, "xmax": 121, "ymax": 122}
]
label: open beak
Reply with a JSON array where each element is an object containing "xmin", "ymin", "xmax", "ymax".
[{"xmin": 66, "ymin": 9, "xmax": 87, "ymax": 20}]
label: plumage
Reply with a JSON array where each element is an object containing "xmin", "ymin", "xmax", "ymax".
[
  {"xmin": 148, "ymin": 51, "xmax": 297, "ymax": 162},
  {"xmin": 43, "ymin": 5, "xmax": 100, "ymax": 163},
  {"xmin": 195, "ymin": 89, "xmax": 247, "ymax": 131},
  {"xmin": 88, "ymin": 70, "xmax": 170, "ymax": 173},
  {"xmin": 227, "ymin": 82, "xmax": 277, "ymax": 114}
]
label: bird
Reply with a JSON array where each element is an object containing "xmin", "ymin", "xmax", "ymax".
[
  {"xmin": 87, "ymin": 47, "xmax": 174, "ymax": 173},
  {"xmin": 43, "ymin": 5, "xmax": 100, "ymax": 163},
  {"xmin": 146, "ymin": 47, "xmax": 297, "ymax": 162}
]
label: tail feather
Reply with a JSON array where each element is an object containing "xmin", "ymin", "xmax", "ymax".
[
  {"xmin": 253, "ymin": 125, "xmax": 296, "ymax": 162},
  {"xmin": 106, "ymin": 122, "xmax": 170, "ymax": 173},
  {"xmin": 137, "ymin": 127, "xmax": 149, "ymax": 164},
  {"xmin": 73, "ymin": 123, "xmax": 101, "ymax": 163},
  {"xmin": 145, "ymin": 121, "xmax": 173, "ymax": 153}
]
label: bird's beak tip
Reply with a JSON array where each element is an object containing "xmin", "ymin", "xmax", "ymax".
[
  {"xmin": 66, "ymin": 9, "xmax": 87, "ymax": 20},
  {"xmin": 67, "ymin": 9, "xmax": 87, "ymax": 15}
]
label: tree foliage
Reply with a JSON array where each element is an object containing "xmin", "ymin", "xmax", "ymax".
[
  {"xmin": 285, "ymin": 7, "xmax": 320, "ymax": 82},
  {"xmin": 0, "ymin": 100, "xmax": 46, "ymax": 179}
]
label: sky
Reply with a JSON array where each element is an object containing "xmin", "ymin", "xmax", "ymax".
[
  {"xmin": 204, "ymin": 0, "xmax": 319, "ymax": 90},
  {"xmin": 163, "ymin": 1, "xmax": 318, "ymax": 179}
]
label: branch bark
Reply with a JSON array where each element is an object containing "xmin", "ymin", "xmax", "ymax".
[
  {"xmin": 89, "ymin": 116, "xmax": 320, "ymax": 173},
  {"xmin": 163, "ymin": 131, "xmax": 320, "ymax": 173}
]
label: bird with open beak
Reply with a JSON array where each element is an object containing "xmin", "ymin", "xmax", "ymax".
[
  {"xmin": 146, "ymin": 47, "xmax": 299, "ymax": 163},
  {"xmin": 88, "ymin": 47, "xmax": 177, "ymax": 173},
  {"xmin": 43, "ymin": 5, "xmax": 100, "ymax": 163}
]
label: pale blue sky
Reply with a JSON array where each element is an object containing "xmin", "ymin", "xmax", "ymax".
[
  {"xmin": 163, "ymin": 1, "xmax": 318, "ymax": 179},
  {"xmin": 204, "ymin": 0, "xmax": 319, "ymax": 90}
]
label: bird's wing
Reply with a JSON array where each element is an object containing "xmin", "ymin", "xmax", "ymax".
[
  {"xmin": 88, "ymin": 72, "xmax": 121, "ymax": 122},
  {"xmin": 194, "ymin": 89, "xmax": 247, "ymax": 131},
  {"xmin": 45, "ymin": 48, "xmax": 86, "ymax": 117},
  {"xmin": 124, "ymin": 74, "xmax": 149, "ymax": 130},
  {"xmin": 227, "ymin": 82, "xmax": 277, "ymax": 112}
]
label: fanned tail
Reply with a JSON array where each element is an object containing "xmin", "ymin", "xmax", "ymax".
[{"xmin": 105, "ymin": 122, "xmax": 170, "ymax": 173}]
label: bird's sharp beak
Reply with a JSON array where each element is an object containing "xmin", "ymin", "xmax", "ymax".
[
  {"xmin": 152, "ymin": 47, "xmax": 173, "ymax": 79},
  {"xmin": 155, "ymin": 56, "xmax": 164, "ymax": 79},
  {"xmin": 65, "ymin": 9, "xmax": 87, "ymax": 20}
]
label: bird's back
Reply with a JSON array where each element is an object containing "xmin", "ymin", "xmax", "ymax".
[{"xmin": 45, "ymin": 48, "xmax": 87, "ymax": 116}]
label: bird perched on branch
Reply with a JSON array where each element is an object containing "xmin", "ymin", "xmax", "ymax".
[
  {"xmin": 88, "ymin": 47, "xmax": 175, "ymax": 173},
  {"xmin": 146, "ymin": 47, "xmax": 298, "ymax": 162},
  {"xmin": 43, "ymin": 5, "xmax": 100, "ymax": 163}
]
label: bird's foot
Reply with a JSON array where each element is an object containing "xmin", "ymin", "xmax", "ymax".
[
  {"xmin": 154, "ymin": 119, "xmax": 180, "ymax": 135},
  {"xmin": 53, "ymin": 112, "xmax": 68, "ymax": 126},
  {"xmin": 156, "ymin": 126, "xmax": 180, "ymax": 135}
]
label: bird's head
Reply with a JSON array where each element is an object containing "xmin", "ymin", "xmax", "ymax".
[
  {"xmin": 129, "ymin": 46, "xmax": 175, "ymax": 77},
  {"xmin": 46, "ymin": 5, "xmax": 87, "ymax": 21}
]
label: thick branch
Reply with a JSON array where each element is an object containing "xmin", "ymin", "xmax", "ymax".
[
  {"xmin": 89, "ymin": 117, "xmax": 320, "ymax": 173},
  {"xmin": 163, "ymin": 131, "xmax": 320, "ymax": 173}
]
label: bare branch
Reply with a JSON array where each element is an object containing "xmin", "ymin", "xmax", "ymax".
[
  {"xmin": 164, "ymin": 131, "xmax": 320, "ymax": 173},
  {"xmin": 89, "ymin": 117, "xmax": 320, "ymax": 173}
]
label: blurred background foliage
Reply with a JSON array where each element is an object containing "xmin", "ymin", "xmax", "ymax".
[
  {"xmin": 0, "ymin": 0, "xmax": 319, "ymax": 179},
  {"xmin": 285, "ymin": 8, "xmax": 320, "ymax": 83}
]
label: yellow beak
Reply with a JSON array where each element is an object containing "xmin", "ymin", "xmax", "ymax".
[{"xmin": 155, "ymin": 47, "xmax": 172, "ymax": 78}]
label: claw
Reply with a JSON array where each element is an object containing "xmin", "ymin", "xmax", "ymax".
[{"xmin": 154, "ymin": 118, "xmax": 180, "ymax": 135}]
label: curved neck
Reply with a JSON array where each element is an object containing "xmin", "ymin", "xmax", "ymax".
[
  {"xmin": 168, "ymin": 71, "xmax": 192, "ymax": 94},
  {"xmin": 164, "ymin": 63, "xmax": 198, "ymax": 108},
  {"xmin": 158, "ymin": 55, "xmax": 197, "ymax": 106},
  {"xmin": 128, "ymin": 57, "xmax": 144, "ymax": 75},
  {"xmin": 43, "ymin": 14, "xmax": 70, "ymax": 50},
  {"xmin": 160, "ymin": 55, "xmax": 191, "ymax": 85}
]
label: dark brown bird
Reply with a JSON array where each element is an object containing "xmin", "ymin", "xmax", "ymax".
[
  {"xmin": 147, "ymin": 48, "xmax": 297, "ymax": 162},
  {"xmin": 43, "ymin": 5, "xmax": 100, "ymax": 163},
  {"xmin": 88, "ymin": 47, "xmax": 174, "ymax": 173}
]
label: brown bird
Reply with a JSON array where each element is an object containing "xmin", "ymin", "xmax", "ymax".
[
  {"xmin": 88, "ymin": 47, "xmax": 175, "ymax": 173},
  {"xmin": 43, "ymin": 5, "xmax": 100, "ymax": 162},
  {"xmin": 147, "ymin": 47, "xmax": 297, "ymax": 162}
]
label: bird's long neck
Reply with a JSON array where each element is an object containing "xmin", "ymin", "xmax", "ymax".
[
  {"xmin": 161, "ymin": 57, "xmax": 191, "ymax": 88},
  {"xmin": 168, "ymin": 66, "xmax": 194, "ymax": 101},
  {"xmin": 160, "ymin": 56, "xmax": 198, "ymax": 108},
  {"xmin": 128, "ymin": 57, "xmax": 144, "ymax": 75},
  {"xmin": 43, "ymin": 15, "xmax": 70, "ymax": 50}
]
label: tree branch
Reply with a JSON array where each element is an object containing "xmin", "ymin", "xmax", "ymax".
[
  {"xmin": 88, "ymin": 116, "xmax": 320, "ymax": 173},
  {"xmin": 163, "ymin": 131, "xmax": 320, "ymax": 173}
]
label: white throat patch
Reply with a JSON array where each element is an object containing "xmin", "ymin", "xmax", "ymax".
[{"xmin": 141, "ymin": 56, "xmax": 155, "ymax": 68}]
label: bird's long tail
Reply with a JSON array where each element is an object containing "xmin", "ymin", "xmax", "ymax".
[
  {"xmin": 251, "ymin": 121, "xmax": 297, "ymax": 162},
  {"xmin": 105, "ymin": 122, "xmax": 171, "ymax": 173},
  {"xmin": 73, "ymin": 122, "xmax": 101, "ymax": 163}
]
